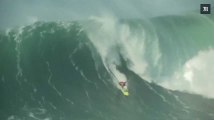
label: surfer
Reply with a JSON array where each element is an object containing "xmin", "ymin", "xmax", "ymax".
[
  {"xmin": 119, "ymin": 81, "xmax": 127, "ymax": 89},
  {"xmin": 119, "ymin": 81, "xmax": 129, "ymax": 96}
]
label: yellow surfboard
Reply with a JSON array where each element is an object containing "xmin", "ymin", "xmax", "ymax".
[{"xmin": 121, "ymin": 88, "xmax": 129, "ymax": 96}]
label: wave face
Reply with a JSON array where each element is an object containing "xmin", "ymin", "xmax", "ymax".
[{"xmin": 0, "ymin": 14, "xmax": 214, "ymax": 120}]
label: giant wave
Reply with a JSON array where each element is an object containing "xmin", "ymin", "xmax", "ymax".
[{"xmin": 0, "ymin": 14, "xmax": 214, "ymax": 120}]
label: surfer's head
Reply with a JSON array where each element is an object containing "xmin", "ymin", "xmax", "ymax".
[{"xmin": 119, "ymin": 81, "xmax": 126, "ymax": 88}]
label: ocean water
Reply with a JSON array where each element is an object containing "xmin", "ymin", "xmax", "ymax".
[{"xmin": 0, "ymin": 14, "xmax": 214, "ymax": 120}]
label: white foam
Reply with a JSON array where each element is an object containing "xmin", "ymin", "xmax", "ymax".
[
  {"xmin": 161, "ymin": 48, "xmax": 214, "ymax": 98},
  {"xmin": 85, "ymin": 14, "xmax": 161, "ymax": 85},
  {"xmin": 86, "ymin": 15, "xmax": 129, "ymax": 86}
]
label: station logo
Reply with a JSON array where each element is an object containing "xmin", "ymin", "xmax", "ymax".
[{"xmin": 200, "ymin": 4, "xmax": 211, "ymax": 14}]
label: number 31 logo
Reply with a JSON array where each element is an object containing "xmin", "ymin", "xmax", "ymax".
[{"xmin": 200, "ymin": 4, "xmax": 211, "ymax": 14}]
